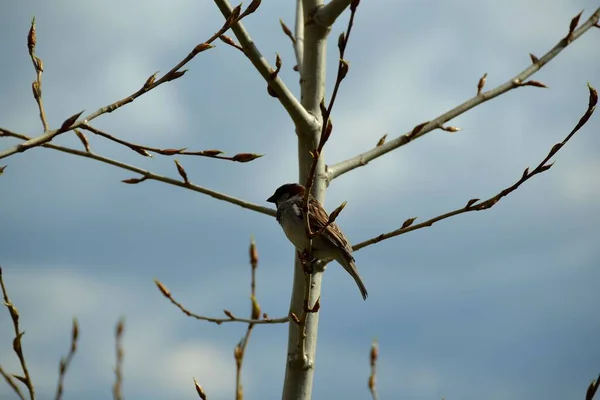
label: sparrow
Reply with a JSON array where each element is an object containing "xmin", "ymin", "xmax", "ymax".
[{"xmin": 267, "ymin": 183, "xmax": 368, "ymax": 300}]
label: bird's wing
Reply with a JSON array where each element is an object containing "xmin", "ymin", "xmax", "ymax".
[{"xmin": 307, "ymin": 196, "xmax": 354, "ymax": 260}]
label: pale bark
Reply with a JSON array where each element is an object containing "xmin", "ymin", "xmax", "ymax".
[{"xmin": 282, "ymin": 1, "xmax": 331, "ymax": 399}]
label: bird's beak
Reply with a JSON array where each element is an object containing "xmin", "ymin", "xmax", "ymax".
[{"xmin": 266, "ymin": 193, "xmax": 277, "ymax": 203}]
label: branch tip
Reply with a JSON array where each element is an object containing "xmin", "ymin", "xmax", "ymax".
[
  {"xmin": 477, "ymin": 73, "xmax": 488, "ymax": 95},
  {"xmin": 154, "ymin": 279, "xmax": 171, "ymax": 297},
  {"xmin": 376, "ymin": 134, "xmax": 387, "ymax": 147},
  {"xmin": 279, "ymin": 19, "xmax": 295, "ymax": 43},
  {"xmin": 240, "ymin": 0, "xmax": 262, "ymax": 19},
  {"xmin": 59, "ymin": 110, "xmax": 84, "ymax": 132},
  {"xmin": 232, "ymin": 153, "xmax": 263, "ymax": 163},
  {"xmin": 194, "ymin": 378, "xmax": 207, "ymax": 400},
  {"xmin": 442, "ymin": 125, "xmax": 461, "ymax": 133},
  {"xmin": 174, "ymin": 159, "xmax": 189, "ymax": 184},
  {"xmin": 529, "ymin": 53, "xmax": 539, "ymax": 63},
  {"xmin": 352, "ymin": 83, "xmax": 595, "ymax": 251}
]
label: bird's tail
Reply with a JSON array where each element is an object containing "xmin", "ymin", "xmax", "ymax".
[{"xmin": 341, "ymin": 258, "xmax": 368, "ymax": 300}]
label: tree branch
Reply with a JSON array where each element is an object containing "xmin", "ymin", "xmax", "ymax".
[
  {"xmin": 212, "ymin": 0, "xmax": 317, "ymax": 132},
  {"xmin": 368, "ymin": 340, "xmax": 379, "ymax": 400},
  {"xmin": 282, "ymin": 0, "xmax": 331, "ymax": 397},
  {"xmin": 314, "ymin": 0, "xmax": 353, "ymax": 27},
  {"xmin": 353, "ymin": 84, "xmax": 597, "ymax": 251},
  {"xmin": 54, "ymin": 319, "xmax": 79, "ymax": 400},
  {"xmin": 0, "ymin": 129, "xmax": 276, "ymax": 218},
  {"xmin": 0, "ymin": 265, "xmax": 36, "ymax": 400},
  {"xmin": 283, "ymin": 2, "xmax": 363, "ymax": 399},
  {"xmin": 234, "ymin": 238, "xmax": 261, "ymax": 400},
  {"xmin": 586, "ymin": 372, "xmax": 600, "ymax": 400},
  {"xmin": 326, "ymin": 7, "xmax": 600, "ymax": 182},
  {"xmin": 0, "ymin": 12, "xmax": 233, "ymax": 161},
  {"xmin": 80, "ymin": 124, "xmax": 263, "ymax": 163},
  {"xmin": 295, "ymin": 0, "xmax": 305, "ymax": 73},
  {"xmin": 112, "ymin": 319, "xmax": 125, "ymax": 400},
  {"xmin": 154, "ymin": 278, "xmax": 289, "ymax": 325},
  {"xmin": 27, "ymin": 17, "xmax": 50, "ymax": 132},
  {"xmin": 0, "ymin": 365, "xmax": 26, "ymax": 400}
]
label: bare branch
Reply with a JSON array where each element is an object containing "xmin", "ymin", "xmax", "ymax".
[
  {"xmin": 303, "ymin": 0, "xmax": 359, "ymax": 202},
  {"xmin": 586, "ymin": 372, "xmax": 600, "ymax": 400},
  {"xmin": 154, "ymin": 279, "xmax": 288, "ymax": 325},
  {"xmin": 219, "ymin": 34, "xmax": 244, "ymax": 52},
  {"xmin": 112, "ymin": 319, "xmax": 124, "ymax": 400},
  {"xmin": 327, "ymin": 7, "xmax": 600, "ymax": 181},
  {"xmin": 314, "ymin": 0, "xmax": 354, "ymax": 27},
  {"xmin": 0, "ymin": 365, "xmax": 26, "ymax": 400},
  {"xmin": 0, "ymin": 23, "xmax": 221, "ymax": 160},
  {"xmin": 0, "ymin": 128, "xmax": 276, "ymax": 217},
  {"xmin": 234, "ymin": 238, "xmax": 263, "ymax": 400},
  {"xmin": 368, "ymin": 340, "xmax": 379, "ymax": 400},
  {"xmin": 353, "ymin": 84, "xmax": 597, "ymax": 251},
  {"xmin": 212, "ymin": 0, "xmax": 316, "ymax": 131},
  {"xmin": 0, "ymin": 266, "xmax": 36, "ymax": 400},
  {"xmin": 54, "ymin": 319, "xmax": 79, "ymax": 400},
  {"xmin": 280, "ymin": 19, "xmax": 296, "ymax": 44},
  {"xmin": 82, "ymin": 124, "xmax": 264, "ymax": 162},
  {"xmin": 293, "ymin": 0, "xmax": 361, "ymax": 372},
  {"xmin": 294, "ymin": 1, "xmax": 305, "ymax": 73},
  {"xmin": 1, "ymin": 8, "xmax": 270, "ymax": 161},
  {"xmin": 0, "ymin": 110, "xmax": 84, "ymax": 160},
  {"xmin": 193, "ymin": 378, "xmax": 208, "ymax": 400},
  {"xmin": 27, "ymin": 17, "xmax": 49, "ymax": 132}
]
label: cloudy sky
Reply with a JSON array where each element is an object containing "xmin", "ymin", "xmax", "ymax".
[{"xmin": 1, "ymin": 1, "xmax": 599, "ymax": 399}]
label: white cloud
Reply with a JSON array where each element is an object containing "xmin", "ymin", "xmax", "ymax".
[{"xmin": 0, "ymin": 267, "xmax": 239, "ymax": 398}]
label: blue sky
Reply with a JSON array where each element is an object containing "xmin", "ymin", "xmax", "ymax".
[{"xmin": 1, "ymin": 1, "xmax": 599, "ymax": 399}]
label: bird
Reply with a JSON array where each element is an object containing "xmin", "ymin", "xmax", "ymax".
[{"xmin": 267, "ymin": 183, "xmax": 368, "ymax": 300}]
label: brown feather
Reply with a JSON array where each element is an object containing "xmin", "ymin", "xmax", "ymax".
[{"xmin": 307, "ymin": 196, "xmax": 354, "ymax": 261}]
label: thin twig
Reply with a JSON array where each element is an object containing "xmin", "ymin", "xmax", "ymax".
[
  {"xmin": 300, "ymin": 0, "xmax": 359, "ymax": 244},
  {"xmin": 234, "ymin": 238, "xmax": 261, "ymax": 400},
  {"xmin": 303, "ymin": 0, "xmax": 359, "ymax": 198},
  {"xmin": 0, "ymin": 365, "xmax": 26, "ymax": 400},
  {"xmin": 586, "ymin": 372, "xmax": 600, "ymax": 400},
  {"xmin": 0, "ymin": 128, "xmax": 275, "ymax": 217},
  {"xmin": 353, "ymin": 84, "xmax": 597, "ymax": 251},
  {"xmin": 368, "ymin": 340, "xmax": 379, "ymax": 400},
  {"xmin": 154, "ymin": 279, "xmax": 288, "ymax": 325},
  {"xmin": 81, "ymin": 124, "xmax": 263, "ymax": 163},
  {"xmin": 193, "ymin": 378, "xmax": 208, "ymax": 399},
  {"xmin": 326, "ymin": 7, "xmax": 600, "ymax": 181},
  {"xmin": 54, "ymin": 319, "xmax": 79, "ymax": 400},
  {"xmin": 112, "ymin": 319, "xmax": 125, "ymax": 400},
  {"xmin": 0, "ymin": 266, "xmax": 36, "ymax": 400},
  {"xmin": 0, "ymin": 8, "xmax": 249, "ymax": 161},
  {"xmin": 82, "ymin": 8, "xmax": 247, "ymax": 125},
  {"xmin": 27, "ymin": 17, "xmax": 49, "ymax": 132}
]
